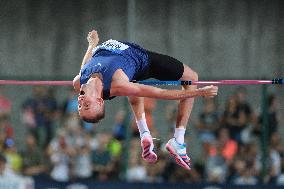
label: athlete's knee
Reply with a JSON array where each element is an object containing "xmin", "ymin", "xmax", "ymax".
[
  {"xmin": 182, "ymin": 65, "xmax": 198, "ymax": 81},
  {"xmin": 191, "ymin": 70, "xmax": 198, "ymax": 81},
  {"xmin": 128, "ymin": 96, "xmax": 143, "ymax": 105}
]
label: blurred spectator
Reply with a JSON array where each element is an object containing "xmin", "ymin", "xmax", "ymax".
[
  {"xmin": 196, "ymin": 99, "xmax": 219, "ymax": 143},
  {"xmin": 112, "ymin": 110, "xmax": 126, "ymax": 140},
  {"xmin": 1, "ymin": 82, "xmax": 281, "ymax": 185},
  {"xmin": 195, "ymin": 99, "xmax": 219, "ymax": 159},
  {"xmin": 47, "ymin": 130, "xmax": 76, "ymax": 182},
  {"xmin": 126, "ymin": 154, "xmax": 147, "ymax": 182},
  {"xmin": 270, "ymin": 133, "xmax": 284, "ymax": 156},
  {"xmin": 145, "ymin": 146, "xmax": 167, "ymax": 183},
  {"xmin": 22, "ymin": 87, "xmax": 58, "ymax": 148},
  {"xmin": 210, "ymin": 128, "xmax": 238, "ymax": 163},
  {"xmin": 266, "ymin": 94, "xmax": 280, "ymax": 137},
  {"xmin": 257, "ymin": 94, "xmax": 281, "ymax": 140},
  {"xmin": 61, "ymin": 89, "xmax": 78, "ymax": 116},
  {"xmin": 107, "ymin": 137, "xmax": 122, "ymax": 159},
  {"xmin": 63, "ymin": 115, "xmax": 85, "ymax": 149},
  {"xmin": 221, "ymin": 96, "xmax": 248, "ymax": 144},
  {"xmin": 0, "ymin": 88, "xmax": 11, "ymax": 119},
  {"xmin": 73, "ymin": 141, "xmax": 92, "ymax": 179},
  {"xmin": 3, "ymin": 138, "xmax": 23, "ymax": 173},
  {"xmin": 229, "ymin": 158, "xmax": 246, "ymax": 183},
  {"xmin": 167, "ymin": 163, "xmax": 201, "ymax": 183},
  {"xmin": 22, "ymin": 106, "xmax": 36, "ymax": 129},
  {"xmin": 91, "ymin": 133, "xmax": 114, "ymax": 181},
  {"xmin": 251, "ymin": 143, "xmax": 261, "ymax": 174},
  {"xmin": 266, "ymin": 133, "xmax": 282, "ymax": 183},
  {"xmin": 229, "ymin": 141, "xmax": 261, "ymax": 185},
  {"xmin": 0, "ymin": 153, "xmax": 17, "ymax": 177},
  {"xmin": 244, "ymin": 143, "xmax": 261, "ymax": 174},
  {"xmin": 276, "ymin": 158, "xmax": 284, "ymax": 185},
  {"xmin": 157, "ymin": 138, "xmax": 202, "ymax": 183},
  {"xmin": 165, "ymin": 102, "xmax": 178, "ymax": 133},
  {"xmin": 0, "ymin": 116, "xmax": 14, "ymax": 140},
  {"xmin": 235, "ymin": 87, "xmax": 252, "ymax": 120},
  {"xmin": 21, "ymin": 133, "xmax": 46, "ymax": 176},
  {"xmin": 235, "ymin": 87, "xmax": 255, "ymax": 142},
  {"xmin": 70, "ymin": 123, "xmax": 93, "ymax": 179},
  {"xmin": 232, "ymin": 160, "xmax": 259, "ymax": 185},
  {"xmin": 0, "ymin": 132, "xmax": 5, "ymax": 152},
  {"xmin": 206, "ymin": 142, "xmax": 228, "ymax": 184}
]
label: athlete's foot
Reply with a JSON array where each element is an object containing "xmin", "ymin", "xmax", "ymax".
[
  {"xmin": 166, "ymin": 138, "xmax": 191, "ymax": 170},
  {"xmin": 140, "ymin": 133, "xmax": 157, "ymax": 163}
]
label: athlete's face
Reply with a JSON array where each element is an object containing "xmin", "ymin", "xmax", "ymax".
[{"xmin": 77, "ymin": 82, "xmax": 104, "ymax": 119}]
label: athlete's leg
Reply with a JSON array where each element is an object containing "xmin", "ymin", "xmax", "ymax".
[
  {"xmin": 128, "ymin": 96, "xmax": 145, "ymax": 123},
  {"xmin": 166, "ymin": 65, "xmax": 198, "ymax": 171},
  {"xmin": 145, "ymin": 51, "xmax": 197, "ymax": 169},
  {"xmin": 146, "ymin": 51, "xmax": 197, "ymax": 142},
  {"xmin": 175, "ymin": 65, "xmax": 198, "ymax": 141},
  {"xmin": 128, "ymin": 96, "xmax": 157, "ymax": 163}
]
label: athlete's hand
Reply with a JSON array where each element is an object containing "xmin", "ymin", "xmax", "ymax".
[
  {"xmin": 197, "ymin": 85, "xmax": 218, "ymax": 98},
  {"xmin": 87, "ymin": 30, "xmax": 99, "ymax": 48}
]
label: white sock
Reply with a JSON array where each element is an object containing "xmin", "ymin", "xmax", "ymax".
[
  {"xmin": 174, "ymin": 127, "xmax": 186, "ymax": 144},
  {"xmin": 136, "ymin": 113, "xmax": 150, "ymax": 138}
]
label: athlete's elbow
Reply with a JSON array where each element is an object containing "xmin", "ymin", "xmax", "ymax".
[{"xmin": 73, "ymin": 75, "xmax": 80, "ymax": 93}]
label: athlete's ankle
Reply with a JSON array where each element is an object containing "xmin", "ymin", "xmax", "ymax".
[
  {"xmin": 141, "ymin": 131, "xmax": 151, "ymax": 139},
  {"xmin": 174, "ymin": 138, "xmax": 183, "ymax": 146},
  {"xmin": 174, "ymin": 127, "xmax": 186, "ymax": 144},
  {"xmin": 136, "ymin": 113, "xmax": 151, "ymax": 139}
]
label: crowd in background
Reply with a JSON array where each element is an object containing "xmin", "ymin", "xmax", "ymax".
[{"xmin": 0, "ymin": 86, "xmax": 283, "ymax": 186}]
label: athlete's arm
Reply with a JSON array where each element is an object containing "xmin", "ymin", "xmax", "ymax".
[
  {"xmin": 73, "ymin": 30, "xmax": 100, "ymax": 92},
  {"xmin": 111, "ymin": 80, "xmax": 218, "ymax": 100},
  {"xmin": 81, "ymin": 30, "xmax": 99, "ymax": 68}
]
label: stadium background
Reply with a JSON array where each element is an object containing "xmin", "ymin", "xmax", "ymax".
[{"xmin": 0, "ymin": 0, "xmax": 283, "ymax": 188}]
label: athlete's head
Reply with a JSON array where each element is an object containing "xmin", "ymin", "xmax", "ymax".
[{"xmin": 78, "ymin": 76, "xmax": 105, "ymax": 123}]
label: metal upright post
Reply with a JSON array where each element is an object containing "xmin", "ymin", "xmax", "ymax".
[{"xmin": 261, "ymin": 84, "xmax": 269, "ymax": 181}]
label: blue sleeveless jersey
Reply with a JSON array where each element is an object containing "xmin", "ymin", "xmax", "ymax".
[{"xmin": 80, "ymin": 40, "xmax": 149, "ymax": 100}]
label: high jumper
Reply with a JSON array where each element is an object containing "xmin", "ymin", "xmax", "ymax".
[{"xmin": 72, "ymin": 30, "xmax": 218, "ymax": 170}]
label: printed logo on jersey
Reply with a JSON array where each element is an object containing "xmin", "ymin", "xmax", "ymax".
[{"xmin": 92, "ymin": 39, "xmax": 129, "ymax": 54}]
